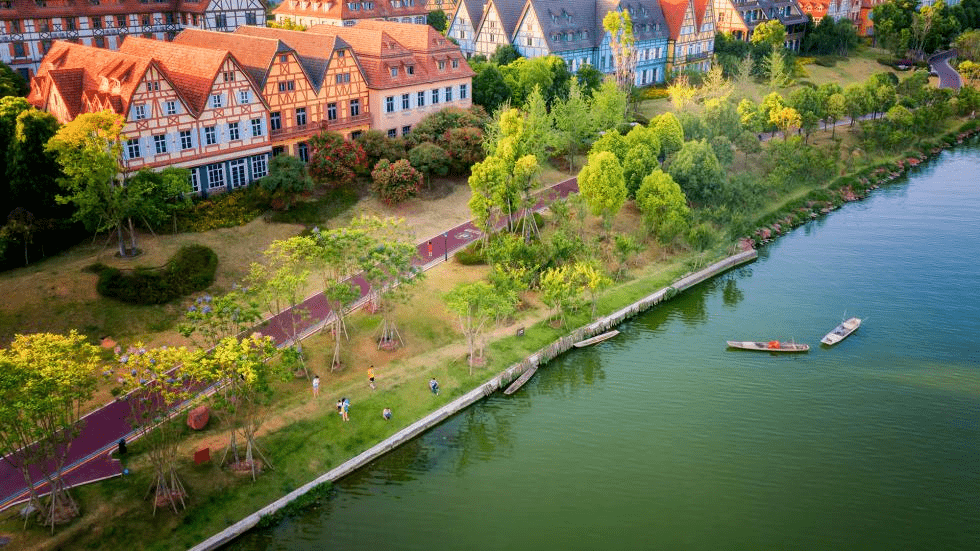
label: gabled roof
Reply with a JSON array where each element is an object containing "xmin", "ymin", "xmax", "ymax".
[
  {"xmin": 119, "ymin": 36, "xmax": 232, "ymax": 115},
  {"xmin": 234, "ymin": 25, "xmax": 355, "ymax": 91},
  {"xmin": 476, "ymin": 0, "xmax": 526, "ymax": 42},
  {"xmin": 693, "ymin": 0, "xmax": 710, "ymax": 28},
  {"xmin": 173, "ymin": 29, "xmax": 297, "ymax": 91},
  {"xmin": 659, "ymin": 0, "xmax": 690, "ymax": 40},
  {"xmin": 524, "ymin": 0, "xmax": 597, "ymax": 52},
  {"xmin": 456, "ymin": 0, "xmax": 486, "ymax": 23},
  {"xmin": 273, "ymin": 0, "xmax": 429, "ymax": 21}
]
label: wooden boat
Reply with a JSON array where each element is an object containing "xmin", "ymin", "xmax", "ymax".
[
  {"xmin": 821, "ymin": 317, "xmax": 861, "ymax": 346},
  {"xmin": 503, "ymin": 366, "xmax": 538, "ymax": 395},
  {"xmin": 726, "ymin": 340, "xmax": 810, "ymax": 352},
  {"xmin": 573, "ymin": 330, "xmax": 620, "ymax": 348}
]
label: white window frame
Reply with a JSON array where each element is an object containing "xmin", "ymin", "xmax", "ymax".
[
  {"xmin": 126, "ymin": 138, "xmax": 141, "ymax": 159},
  {"xmin": 134, "ymin": 104, "xmax": 146, "ymax": 120},
  {"xmin": 210, "ymin": 94, "xmax": 223, "ymax": 108},
  {"xmin": 204, "ymin": 126, "xmax": 217, "ymax": 146},
  {"xmin": 165, "ymin": 100, "xmax": 177, "ymax": 115},
  {"xmin": 228, "ymin": 121, "xmax": 240, "ymax": 141},
  {"xmin": 238, "ymin": 90, "xmax": 251, "ymax": 104},
  {"xmin": 251, "ymin": 155, "xmax": 268, "ymax": 179},
  {"xmin": 179, "ymin": 130, "xmax": 193, "ymax": 150},
  {"xmin": 229, "ymin": 158, "xmax": 246, "ymax": 188},
  {"xmin": 206, "ymin": 163, "xmax": 225, "ymax": 190},
  {"xmin": 251, "ymin": 118, "xmax": 263, "ymax": 137},
  {"xmin": 153, "ymin": 134, "xmax": 167, "ymax": 154}
]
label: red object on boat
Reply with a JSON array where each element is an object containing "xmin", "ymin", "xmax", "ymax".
[
  {"xmin": 767, "ymin": 341, "xmax": 780, "ymax": 349},
  {"xmin": 187, "ymin": 405, "xmax": 209, "ymax": 430}
]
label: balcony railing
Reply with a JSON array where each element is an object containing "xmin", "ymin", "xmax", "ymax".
[
  {"xmin": 685, "ymin": 51, "xmax": 712, "ymax": 63},
  {"xmin": 270, "ymin": 113, "xmax": 371, "ymax": 141}
]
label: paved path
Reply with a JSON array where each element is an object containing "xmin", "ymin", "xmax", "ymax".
[
  {"xmin": 0, "ymin": 176, "xmax": 579, "ymax": 512},
  {"xmin": 929, "ymin": 50, "xmax": 962, "ymax": 91}
]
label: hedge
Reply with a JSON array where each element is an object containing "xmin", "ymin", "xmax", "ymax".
[{"xmin": 96, "ymin": 245, "xmax": 218, "ymax": 305}]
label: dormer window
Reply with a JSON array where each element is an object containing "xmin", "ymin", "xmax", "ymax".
[
  {"xmin": 451, "ymin": 58, "xmax": 458, "ymax": 69},
  {"xmin": 337, "ymin": 49, "xmax": 345, "ymax": 57},
  {"xmin": 347, "ymin": 2, "xmax": 358, "ymax": 10},
  {"xmin": 406, "ymin": 65, "xmax": 414, "ymax": 74},
  {"xmin": 279, "ymin": 54, "xmax": 288, "ymax": 62},
  {"xmin": 391, "ymin": 66, "xmax": 398, "ymax": 77},
  {"xmin": 438, "ymin": 60, "xmax": 446, "ymax": 70}
]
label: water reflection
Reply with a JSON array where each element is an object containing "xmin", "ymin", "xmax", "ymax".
[{"xmin": 722, "ymin": 278, "xmax": 744, "ymax": 308}]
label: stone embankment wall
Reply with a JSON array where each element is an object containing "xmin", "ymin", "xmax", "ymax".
[{"xmin": 189, "ymin": 249, "xmax": 758, "ymax": 551}]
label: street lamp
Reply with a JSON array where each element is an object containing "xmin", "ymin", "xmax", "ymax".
[{"xmin": 443, "ymin": 232, "xmax": 448, "ymax": 261}]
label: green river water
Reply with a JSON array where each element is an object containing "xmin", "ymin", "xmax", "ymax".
[{"xmin": 231, "ymin": 142, "xmax": 980, "ymax": 551}]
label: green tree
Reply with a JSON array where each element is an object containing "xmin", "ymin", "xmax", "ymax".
[
  {"xmin": 539, "ymin": 265, "xmax": 577, "ymax": 328},
  {"xmin": 590, "ymin": 130, "xmax": 629, "ymax": 161},
  {"xmin": 635, "ymin": 169, "xmax": 690, "ymax": 245},
  {"xmin": 444, "ymin": 281, "xmax": 515, "ymax": 373},
  {"xmin": 491, "ymin": 44, "xmax": 522, "ymax": 66},
  {"xmin": 258, "ymin": 154, "xmax": 312, "ymax": 211},
  {"xmin": 573, "ymin": 261, "xmax": 611, "ymax": 320},
  {"xmin": 500, "ymin": 56, "xmax": 553, "ymax": 106},
  {"xmin": 551, "ymin": 79, "xmax": 595, "ymax": 172},
  {"xmin": 824, "ymin": 92, "xmax": 847, "ymax": 138},
  {"xmin": 427, "ymin": 9, "xmax": 448, "ymax": 32},
  {"xmin": 590, "ymin": 79, "xmax": 628, "ymax": 131},
  {"xmin": 443, "ymin": 126, "xmax": 485, "ymax": 173},
  {"xmin": 0, "ymin": 62, "xmax": 28, "ymax": 97},
  {"xmin": 575, "ymin": 64, "xmax": 604, "ymax": 97},
  {"xmin": 611, "ymin": 233, "xmax": 642, "ymax": 280},
  {"xmin": 372, "ymin": 158, "xmax": 423, "ymax": 205},
  {"xmin": 408, "ymin": 142, "xmax": 451, "ymax": 187},
  {"xmin": 179, "ymin": 288, "xmax": 263, "ymax": 350},
  {"xmin": 764, "ymin": 48, "xmax": 791, "ymax": 88},
  {"xmin": 0, "ymin": 97, "xmax": 32, "ymax": 198},
  {"xmin": 357, "ymin": 217, "xmax": 423, "ymax": 349},
  {"xmin": 651, "ymin": 112, "xmax": 684, "ymax": 159},
  {"xmin": 124, "ymin": 167, "xmax": 193, "ymax": 234},
  {"xmin": 0, "ymin": 331, "xmax": 101, "ymax": 531},
  {"xmin": 789, "ymin": 86, "xmax": 824, "ymax": 142},
  {"xmin": 577, "ymin": 150, "xmax": 627, "ymax": 233},
  {"xmin": 472, "ymin": 62, "xmax": 511, "ymax": 113},
  {"xmin": 115, "ymin": 344, "xmax": 202, "ymax": 514},
  {"xmin": 751, "ymin": 19, "xmax": 787, "ymax": 51},
  {"xmin": 308, "ymin": 131, "xmax": 367, "ymax": 187},
  {"xmin": 760, "ymin": 92, "xmax": 786, "ymax": 134},
  {"xmin": 355, "ymin": 129, "xmax": 407, "ymax": 169},
  {"xmin": 6, "ymin": 108, "xmax": 62, "ymax": 218},
  {"xmin": 668, "ymin": 139, "xmax": 724, "ymax": 205},
  {"xmin": 844, "ymin": 83, "xmax": 870, "ymax": 126},
  {"xmin": 603, "ymin": 10, "xmax": 638, "ymax": 99},
  {"xmin": 954, "ymin": 29, "xmax": 980, "ymax": 61},
  {"xmin": 622, "ymin": 144, "xmax": 659, "ymax": 198},
  {"xmin": 873, "ymin": 0, "xmax": 915, "ymax": 56},
  {"xmin": 667, "ymin": 73, "xmax": 697, "ymax": 110},
  {"xmin": 408, "ymin": 106, "xmax": 487, "ymax": 148}
]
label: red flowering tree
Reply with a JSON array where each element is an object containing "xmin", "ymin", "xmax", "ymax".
[
  {"xmin": 443, "ymin": 126, "xmax": 485, "ymax": 173},
  {"xmin": 308, "ymin": 131, "xmax": 367, "ymax": 187},
  {"xmin": 371, "ymin": 159, "xmax": 423, "ymax": 205}
]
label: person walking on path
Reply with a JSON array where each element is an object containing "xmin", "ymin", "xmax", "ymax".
[
  {"xmin": 429, "ymin": 377, "xmax": 439, "ymax": 395},
  {"xmin": 427, "ymin": 240, "xmax": 433, "ymax": 258},
  {"xmin": 312, "ymin": 375, "xmax": 320, "ymax": 398},
  {"xmin": 342, "ymin": 397, "xmax": 350, "ymax": 421},
  {"xmin": 382, "ymin": 407, "xmax": 392, "ymax": 420},
  {"xmin": 368, "ymin": 366, "xmax": 376, "ymax": 389}
]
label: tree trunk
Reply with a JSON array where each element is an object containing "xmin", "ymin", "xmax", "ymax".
[
  {"xmin": 128, "ymin": 217, "xmax": 138, "ymax": 253},
  {"xmin": 117, "ymin": 223, "xmax": 125, "ymax": 257}
]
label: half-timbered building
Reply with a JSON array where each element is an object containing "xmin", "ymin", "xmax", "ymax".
[
  {"xmin": 722, "ymin": 0, "xmax": 807, "ymax": 49},
  {"xmin": 272, "ymin": 0, "xmax": 431, "ymax": 28},
  {"xmin": 660, "ymin": 0, "xmax": 714, "ymax": 74},
  {"xmin": 713, "ymin": 0, "xmax": 748, "ymax": 38},
  {"xmin": 447, "ymin": 0, "xmax": 484, "ymax": 54},
  {"xmin": 0, "ymin": 0, "xmax": 267, "ymax": 82},
  {"xmin": 28, "ymin": 38, "xmax": 271, "ymax": 195}
]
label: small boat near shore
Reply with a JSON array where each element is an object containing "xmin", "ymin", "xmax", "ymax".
[
  {"xmin": 821, "ymin": 317, "xmax": 861, "ymax": 346},
  {"xmin": 573, "ymin": 330, "xmax": 620, "ymax": 348},
  {"xmin": 727, "ymin": 340, "xmax": 810, "ymax": 352}
]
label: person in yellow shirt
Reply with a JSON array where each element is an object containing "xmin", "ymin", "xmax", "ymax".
[{"xmin": 368, "ymin": 366, "xmax": 376, "ymax": 389}]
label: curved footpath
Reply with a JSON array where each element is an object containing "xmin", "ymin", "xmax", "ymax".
[
  {"xmin": 189, "ymin": 249, "xmax": 759, "ymax": 551},
  {"xmin": 929, "ymin": 49, "xmax": 962, "ymax": 91},
  {"xmin": 0, "ymin": 178, "xmax": 578, "ymax": 513}
]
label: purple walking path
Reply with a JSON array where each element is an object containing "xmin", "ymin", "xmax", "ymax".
[{"xmin": 0, "ymin": 176, "xmax": 579, "ymax": 512}]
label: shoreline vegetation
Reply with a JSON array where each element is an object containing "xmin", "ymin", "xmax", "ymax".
[{"xmin": 4, "ymin": 50, "xmax": 980, "ymax": 550}]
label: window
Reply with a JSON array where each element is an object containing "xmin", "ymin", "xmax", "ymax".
[
  {"xmin": 145, "ymin": 81, "xmax": 159, "ymax": 92},
  {"xmin": 401, "ymin": 93, "xmax": 410, "ymax": 110},
  {"xmin": 431, "ymin": 89, "xmax": 439, "ymax": 104},
  {"xmin": 385, "ymin": 96, "xmax": 395, "ymax": 113},
  {"xmin": 270, "ymin": 112, "xmax": 282, "ymax": 131},
  {"xmin": 238, "ymin": 90, "xmax": 251, "ymax": 105},
  {"xmin": 94, "ymin": 36, "xmax": 106, "ymax": 48},
  {"xmin": 134, "ymin": 104, "xmax": 147, "ymax": 120},
  {"xmin": 12, "ymin": 42, "xmax": 25, "ymax": 58},
  {"xmin": 279, "ymin": 54, "xmax": 288, "ymax": 63},
  {"xmin": 327, "ymin": 103, "xmax": 337, "ymax": 121},
  {"xmin": 402, "ymin": 125, "xmax": 411, "ymax": 136},
  {"xmin": 141, "ymin": 14, "xmax": 150, "ymax": 26},
  {"xmin": 272, "ymin": 145, "xmax": 285, "ymax": 157},
  {"xmin": 246, "ymin": 12, "xmax": 256, "ymax": 25},
  {"xmin": 215, "ymin": 13, "xmax": 227, "ymax": 28},
  {"xmin": 417, "ymin": 91, "xmax": 425, "ymax": 107},
  {"xmin": 206, "ymin": 163, "xmax": 224, "ymax": 189},
  {"xmin": 277, "ymin": 80, "xmax": 295, "ymax": 92},
  {"xmin": 350, "ymin": 99, "xmax": 360, "ymax": 117},
  {"xmin": 452, "ymin": 58, "xmax": 459, "ymax": 69},
  {"xmin": 228, "ymin": 121, "xmax": 240, "ymax": 141},
  {"xmin": 204, "ymin": 126, "xmax": 217, "ymax": 145},
  {"xmin": 251, "ymin": 155, "xmax": 268, "ymax": 179},
  {"xmin": 165, "ymin": 101, "xmax": 177, "ymax": 115},
  {"xmin": 526, "ymin": 36, "xmax": 532, "ymax": 46},
  {"xmin": 296, "ymin": 107, "xmax": 307, "ymax": 126},
  {"xmin": 390, "ymin": 67, "xmax": 398, "ymax": 77},
  {"xmin": 126, "ymin": 138, "xmax": 141, "ymax": 159},
  {"xmin": 459, "ymin": 83, "xmax": 468, "ymax": 100},
  {"xmin": 223, "ymin": 71, "xmax": 235, "ymax": 82},
  {"xmin": 407, "ymin": 65, "xmax": 414, "ymax": 75},
  {"xmin": 415, "ymin": 15, "xmax": 424, "ymax": 24},
  {"xmin": 210, "ymin": 94, "xmax": 223, "ymax": 108},
  {"xmin": 438, "ymin": 60, "xmax": 446, "ymax": 70},
  {"xmin": 251, "ymin": 118, "xmax": 263, "ymax": 137},
  {"xmin": 116, "ymin": 14, "xmax": 127, "ymax": 27},
  {"xmin": 337, "ymin": 49, "xmax": 346, "ymax": 58},
  {"xmin": 229, "ymin": 159, "xmax": 246, "ymax": 188},
  {"xmin": 387, "ymin": 128, "xmax": 397, "ymax": 138},
  {"xmin": 297, "ymin": 142, "xmax": 309, "ymax": 163},
  {"xmin": 180, "ymin": 130, "xmax": 192, "ymax": 150},
  {"xmin": 190, "ymin": 170, "xmax": 200, "ymax": 193},
  {"xmin": 445, "ymin": 86, "xmax": 452, "ymax": 102},
  {"xmin": 336, "ymin": 73, "xmax": 351, "ymax": 84},
  {"xmin": 153, "ymin": 134, "xmax": 167, "ymax": 154}
]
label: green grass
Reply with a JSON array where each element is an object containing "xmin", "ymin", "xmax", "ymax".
[{"xmin": 268, "ymin": 186, "xmax": 360, "ymax": 226}]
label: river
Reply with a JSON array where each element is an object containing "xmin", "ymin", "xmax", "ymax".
[{"xmin": 230, "ymin": 142, "xmax": 980, "ymax": 551}]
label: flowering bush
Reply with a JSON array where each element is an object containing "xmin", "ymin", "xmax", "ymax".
[
  {"xmin": 308, "ymin": 131, "xmax": 367, "ymax": 187},
  {"xmin": 371, "ymin": 159, "xmax": 422, "ymax": 205}
]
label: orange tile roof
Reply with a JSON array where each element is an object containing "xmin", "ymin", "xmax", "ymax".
[
  {"xmin": 173, "ymin": 29, "xmax": 292, "ymax": 90},
  {"xmin": 233, "ymin": 25, "xmax": 355, "ymax": 90},
  {"xmin": 272, "ymin": 0, "xmax": 429, "ymax": 22},
  {"xmin": 693, "ymin": 0, "xmax": 710, "ymax": 28},
  {"xmin": 119, "ymin": 36, "xmax": 231, "ymax": 114},
  {"xmin": 0, "ymin": 0, "xmax": 217, "ymax": 18},
  {"xmin": 660, "ymin": 0, "xmax": 689, "ymax": 40}
]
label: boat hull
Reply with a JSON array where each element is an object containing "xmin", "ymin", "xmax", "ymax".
[
  {"xmin": 821, "ymin": 318, "xmax": 861, "ymax": 346},
  {"xmin": 726, "ymin": 340, "xmax": 810, "ymax": 352}
]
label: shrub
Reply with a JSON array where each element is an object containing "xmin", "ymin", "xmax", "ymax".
[
  {"xmin": 175, "ymin": 187, "xmax": 268, "ymax": 232},
  {"xmin": 95, "ymin": 245, "xmax": 218, "ymax": 305},
  {"xmin": 454, "ymin": 241, "xmax": 485, "ymax": 265},
  {"xmin": 371, "ymin": 159, "xmax": 423, "ymax": 205}
]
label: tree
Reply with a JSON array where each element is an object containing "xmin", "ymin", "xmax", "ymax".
[
  {"xmin": 443, "ymin": 126, "xmax": 485, "ymax": 173},
  {"xmin": 490, "ymin": 44, "xmax": 522, "ymax": 66},
  {"xmin": 372, "ymin": 158, "xmax": 423, "ymax": 205},
  {"xmin": 258, "ymin": 154, "xmax": 312, "ymax": 210},
  {"xmin": 573, "ymin": 261, "xmax": 611, "ymax": 320},
  {"xmin": 844, "ymin": 83, "xmax": 870, "ymax": 126},
  {"xmin": 577, "ymin": 150, "xmax": 627, "ymax": 233},
  {"xmin": 0, "ymin": 331, "xmax": 100, "ymax": 531},
  {"xmin": 45, "ymin": 110, "xmax": 137, "ymax": 257},
  {"xmin": 444, "ymin": 281, "xmax": 515, "ymax": 373},
  {"xmin": 408, "ymin": 142, "xmax": 451, "ymax": 187},
  {"xmin": 622, "ymin": 144, "xmax": 659, "ymax": 198},
  {"xmin": 124, "ymin": 167, "xmax": 193, "ymax": 234},
  {"xmin": 189, "ymin": 333, "xmax": 281, "ymax": 480},
  {"xmin": 635, "ymin": 169, "xmax": 690, "ymax": 245},
  {"xmin": 521, "ymin": 85, "xmax": 553, "ymax": 161},
  {"xmin": 611, "ymin": 233, "xmax": 642, "ymax": 280},
  {"xmin": 307, "ymin": 131, "xmax": 367, "ymax": 187},
  {"xmin": 824, "ymin": 92, "xmax": 847, "ymax": 138},
  {"xmin": 591, "ymin": 79, "xmax": 628, "ymax": 131},
  {"xmin": 764, "ymin": 48, "xmax": 791, "ymax": 88},
  {"xmin": 268, "ymin": 17, "xmax": 306, "ymax": 31},
  {"xmin": 737, "ymin": 98, "xmax": 765, "ymax": 134},
  {"xmin": 789, "ymin": 86, "xmax": 824, "ymax": 142},
  {"xmin": 697, "ymin": 64, "xmax": 735, "ymax": 104},
  {"xmin": 408, "ymin": 106, "xmax": 487, "ymax": 148},
  {"xmin": 248, "ymin": 236, "xmax": 314, "ymax": 378},
  {"xmin": 0, "ymin": 61, "xmax": 28, "ymax": 97},
  {"xmin": 575, "ymin": 64, "xmax": 604, "ymax": 97},
  {"xmin": 357, "ymin": 217, "xmax": 423, "ymax": 349},
  {"xmin": 427, "ymin": 9, "xmax": 447, "ymax": 33},
  {"xmin": 760, "ymin": 92, "xmax": 786, "ymax": 135},
  {"xmin": 500, "ymin": 56, "xmax": 554, "ymax": 106},
  {"xmin": 115, "ymin": 344, "xmax": 202, "ymax": 514},
  {"xmin": 539, "ymin": 265, "xmax": 577, "ymax": 328},
  {"xmin": 954, "ymin": 29, "xmax": 980, "ymax": 61},
  {"xmin": 667, "ymin": 139, "xmax": 724, "ymax": 205},
  {"xmin": 355, "ymin": 129, "xmax": 407, "ymax": 170},
  {"xmin": 6, "ymin": 108, "xmax": 62, "ymax": 219},
  {"xmin": 651, "ymin": 112, "xmax": 684, "ymax": 159},
  {"xmin": 472, "ymin": 62, "xmax": 511, "ymax": 113},
  {"xmin": 603, "ymin": 10, "xmax": 638, "ymax": 101},
  {"xmin": 909, "ymin": 1, "xmax": 959, "ymax": 57},
  {"xmin": 667, "ymin": 73, "xmax": 697, "ymax": 110},
  {"xmin": 751, "ymin": 20, "xmax": 787, "ymax": 51},
  {"xmin": 770, "ymin": 106, "xmax": 803, "ymax": 140}
]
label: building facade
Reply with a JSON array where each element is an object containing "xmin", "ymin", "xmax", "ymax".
[
  {"xmin": 723, "ymin": 0, "xmax": 807, "ymax": 50},
  {"xmin": 0, "ymin": 0, "xmax": 267, "ymax": 82},
  {"xmin": 272, "ymin": 0, "xmax": 431, "ymax": 27}
]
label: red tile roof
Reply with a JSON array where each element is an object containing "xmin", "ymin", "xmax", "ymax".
[
  {"xmin": 119, "ymin": 36, "xmax": 232, "ymax": 114},
  {"xmin": 693, "ymin": 0, "xmax": 710, "ymax": 28},
  {"xmin": 233, "ymin": 25, "xmax": 357, "ymax": 91},
  {"xmin": 173, "ymin": 29, "xmax": 291, "ymax": 90},
  {"xmin": 272, "ymin": 0, "xmax": 429, "ymax": 22},
  {"xmin": 0, "ymin": 0, "xmax": 219, "ymax": 19},
  {"xmin": 660, "ymin": 0, "xmax": 689, "ymax": 40}
]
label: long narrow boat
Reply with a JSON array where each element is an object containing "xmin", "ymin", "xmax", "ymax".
[
  {"xmin": 821, "ymin": 317, "xmax": 861, "ymax": 346},
  {"xmin": 726, "ymin": 340, "xmax": 810, "ymax": 352},
  {"xmin": 573, "ymin": 330, "xmax": 620, "ymax": 348},
  {"xmin": 503, "ymin": 366, "xmax": 539, "ymax": 395}
]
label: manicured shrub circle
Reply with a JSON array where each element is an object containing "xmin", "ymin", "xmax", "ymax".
[{"xmin": 96, "ymin": 245, "xmax": 218, "ymax": 305}]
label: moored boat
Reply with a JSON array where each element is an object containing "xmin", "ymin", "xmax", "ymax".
[
  {"xmin": 573, "ymin": 330, "xmax": 620, "ymax": 348},
  {"xmin": 821, "ymin": 317, "xmax": 861, "ymax": 346},
  {"xmin": 726, "ymin": 340, "xmax": 810, "ymax": 352}
]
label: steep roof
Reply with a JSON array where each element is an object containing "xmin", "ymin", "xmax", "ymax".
[
  {"xmin": 234, "ymin": 25, "xmax": 353, "ymax": 90},
  {"xmin": 272, "ymin": 0, "xmax": 430, "ymax": 21},
  {"xmin": 693, "ymin": 0, "xmax": 710, "ymax": 27},
  {"xmin": 119, "ymin": 36, "xmax": 231, "ymax": 114},
  {"xmin": 173, "ymin": 29, "xmax": 294, "ymax": 90},
  {"xmin": 526, "ymin": 0, "xmax": 597, "ymax": 52},
  {"xmin": 458, "ymin": 0, "xmax": 486, "ymax": 23},
  {"xmin": 477, "ymin": 0, "xmax": 526, "ymax": 41},
  {"xmin": 0, "ymin": 0, "xmax": 240, "ymax": 18},
  {"xmin": 659, "ymin": 0, "xmax": 689, "ymax": 40}
]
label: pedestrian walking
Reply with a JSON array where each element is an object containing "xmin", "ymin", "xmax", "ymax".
[
  {"xmin": 429, "ymin": 377, "xmax": 439, "ymax": 395},
  {"xmin": 312, "ymin": 375, "xmax": 320, "ymax": 398},
  {"xmin": 342, "ymin": 397, "xmax": 350, "ymax": 421},
  {"xmin": 368, "ymin": 366, "xmax": 375, "ymax": 389},
  {"xmin": 382, "ymin": 407, "xmax": 392, "ymax": 420},
  {"xmin": 427, "ymin": 240, "xmax": 433, "ymax": 258}
]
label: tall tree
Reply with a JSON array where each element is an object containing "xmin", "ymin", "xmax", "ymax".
[
  {"xmin": 603, "ymin": 10, "xmax": 638, "ymax": 101},
  {"xmin": 552, "ymin": 80, "xmax": 595, "ymax": 172},
  {"xmin": 789, "ymin": 86, "xmax": 824, "ymax": 142},
  {"xmin": 591, "ymin": 79, "xmax": 628, "ymax": 131},
  {"xmin": 6, "ymin": 109, "xmax": 62, "ymax": 216},
  {"xmin": 471, "ymin": 62, "xmax": 511, "ymax": 113},
  {"xmin": 635, "ymin": 169, "xmax": 690, "ymax": 245},
  {"xmin": 668, "ymin": 139, "xmax": 724, "ymax": 205},
  {"xmin": 844, "ymin": 83, "xmax": 871, "ymax": 126},
  {"xmin": 444, "ymin": 281, "xmax": 515, "ymax": 373},
  {"xmin": 258, "ymin": 155, "xmax": 312, "ymax": 211},
  {"xmin": 577, "ymin": 150, "xmax": 627, "ymax": 233},
  {"xmin": 0, "ymin": 331, "xmax": 100, "ymax": 532},
  {"xmin": 357, "ymin": 217, "xmax": 423, "ymax": 349}
]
